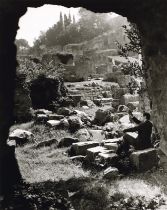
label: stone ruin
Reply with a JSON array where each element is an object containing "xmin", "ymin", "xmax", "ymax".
[{"xmin": 1, "ymin": 0, "xmax": 167, "ymax": 196}]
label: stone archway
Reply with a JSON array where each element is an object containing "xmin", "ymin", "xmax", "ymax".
[{"xmin": 1, "ymin": 0, "xmax": 167, "ymax": 193}]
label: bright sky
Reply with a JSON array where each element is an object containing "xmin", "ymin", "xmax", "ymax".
[
  {"xmin": 16, "ymin": 5, "xmax": 80, "ymax": 46},
  {"xmin": 16, "ymin": 5, "xmax": 118, "ymax": 47}
]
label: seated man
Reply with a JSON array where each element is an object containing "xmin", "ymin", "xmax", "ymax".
[{"xmin": 117, "ymin": 111, "xmax": 153, "ymax": 155}]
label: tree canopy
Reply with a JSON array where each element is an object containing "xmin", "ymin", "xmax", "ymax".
[{"xmin": 31, "ymin": 8, "xmax": 112, "ymax": 52}]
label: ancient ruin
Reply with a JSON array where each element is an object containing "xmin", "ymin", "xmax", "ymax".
[{"xmin": 1, "ymin": 0, "xmax": 167, "ymax": 208}]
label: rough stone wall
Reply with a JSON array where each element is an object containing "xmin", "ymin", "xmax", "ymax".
[{"xmin": 1, "ymin": 1, "xmax": 167, "ymax": 188}]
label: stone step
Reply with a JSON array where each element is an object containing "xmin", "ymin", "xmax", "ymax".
[
  {"xmin": 46, "ymin": 120, "xmax": 61, "ymax": 127},
  {"xmin": 48, "ymin": 114, "xmax": 64, "ymax": 120},
  {"xmin": 103, "ymin": 167, "xmax": 119, "ymax": 179},
  {"xmin": 104, "ymin": 142, "xmax": 118, "ymax": 152},
  {"xmin": 70, "ymin": 155, "xmax": 86, "ymax": 162},
  {"xmin": 102, "ymin": 138, "xmax": 121, "ymax": 144},
  {"xmin": 71, "ymin": 141, "xmax": 99, "ymax": 156},
  {"xmin": 97, "ymin": 152, "xmax": 118, "ymax": 165},
  {"xmin": 86, "ymin": 146, "xmax": 108, "ymax": 161},
  {"xmin": 130, "ymin": 148, "xmax": 158, "ymax": 172}
]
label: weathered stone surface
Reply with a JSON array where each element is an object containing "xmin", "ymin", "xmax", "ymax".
[
  {"xmin": 103, "ymin": 167, "xmax": 119, "ymax": 179},
  {"xmin": 103, "ymin": 122, "xmax": 115, "ymax": 131},
  {"xmin": 120, "ymin": 94, "xmax": 139, "ymax": 105},
  {"xmin": 97, "ymin": 152, "xmax": 118, "ymax": 165},
  {"xmin": 102, "ymin": 138, "xmax": 122, "ymax": 144},
  {"xmin": 93, "ymin": 98, "xmax": 113, "ymax": 106},
  {"xmin": 34, "ymin": 109, "xmax": 52, "ymax": 115},
  {"xmin": 89, "ymin": 129, "xmax": 105, "ymax": 142},
  {"xmin": 73, "ymin": 110, "xmax": 91, "ymax": 123},
  {"xmin": 130, "ymin": 148, "xmax": 158, "ymax": 172},
  {"xmin": 94, "ymin": 108, "xmax": 115, "ymax": 125},
  {"xmin": 82, "ymin": 106, "xmax": 89, "ymax": 110},
  {"xmin": 57, "ymin": 107, "xmax": 72, "ymax": 116},
  {"xmin": 48, "ymin": 114, "xmax": 64, "ymax": 120},
  {"xmin": 75, "ymin": 128, "xmax": 91, "ymax": 141},
  {"xmin": 35, "ymin": 114, "xmax": 48, "ymax": 123},
  {"xmin": 104, "ymin": 142, "xmax": 118, "ymax": 152},
  {"xmin": 9, "ymin": 129, "xmax": 33, "ymax": 146},
  {"xmin": 80, "ymin": 99, "xmax": 95, "ymax": 107},
  {"xmin": 70, "ymin": 155, "xmax": 86, "ymax": 162},
  {"xmin": 117, "ymin": 105, "xmax": 129, "ymax": 112},
  {"xmin": 86, "ymin": 146, "xmax": 108, "ymax": 161},
  {"xmin": 71, "ymin": 141, "xmax": 99, "ymax": 155},
  {"xmin": 68, "ymin": 116, "xmax": 83, "ymax": 132},
  {"xmin": 69, "ymin": 94, "xmax": 82, "ymax": 106},
  {"xmin": 59, "ymin": 118, "xmax": 70, "ymax": 129},
  {"xmin": 46, "ymin": 120, "xmax": 61, "ymax": 127},
  {"xmin": 36, "ymin": 138, "xmax": 58, "ymax": 149},
  {"xmin": 58, "ymin": 137, "xmax": 79, "ymax": 148},
  {"xmin": 127, "ymin": 102, "xmax": 139, "ymax": 111}
]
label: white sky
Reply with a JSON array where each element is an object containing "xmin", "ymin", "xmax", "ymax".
[
  {"xmin": 16, "ymin": 5, "xmax": 80, "ymax": 46},
  {"xmin": 16, "ymin": 5, "xmax": 118, "ymax": 46}
]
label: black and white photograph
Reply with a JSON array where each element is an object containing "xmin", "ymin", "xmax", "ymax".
[{"xmin": 0, "ymin": 1, "xmax": 167, "ymax": 209}]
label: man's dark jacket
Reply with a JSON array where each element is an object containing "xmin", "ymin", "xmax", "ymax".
[{"xmin": 124, "ymin": 116, "xmax": 153, "ymax": 150}]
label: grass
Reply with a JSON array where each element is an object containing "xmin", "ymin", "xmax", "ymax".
[{"xmin": 7, "ymin": 122, "xmax": 167, "ymax": 209}]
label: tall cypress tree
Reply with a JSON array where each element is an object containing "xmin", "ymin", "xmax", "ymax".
[
  {"xmin": 68, "ymin": 12, "xmax": 72, "ymax": 25},
  {"xmin": 64, "ymin": 14, "xmax": 68, "ymax": 29},
  {"xmin": 59, "ymin": 11, "xmax": 64, "ymax": 30},
  {"xmin": 73, "ymin": 15, "xmax": 76, "ymax": 24}
]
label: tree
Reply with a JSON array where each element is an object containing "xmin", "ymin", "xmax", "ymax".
[
  {"xmin": 116, "ymin": 23, "xmax": 144, "ymax": 78},
  {"xmin": 15, "ymin": 39, "xmax": 30, "ymax": 54}
]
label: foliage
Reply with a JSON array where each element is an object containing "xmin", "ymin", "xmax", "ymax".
[
  {"xmin": 116, "ymin": 23, "xmax": 144, "ymax": 79},
  {"xmin": 117, "ymin": 24, "xmax": 142, "ymax": 57},
  {"xmin": 17, "ymin": 57, "xmax": 65, "ymax": 81},
  {"xmin": 15, "ymin": 39, "xmax": 30, "ymax": 54},
  {"xmin": 31, "ymin": 8, "xmax": 111, "ymax": 53}
]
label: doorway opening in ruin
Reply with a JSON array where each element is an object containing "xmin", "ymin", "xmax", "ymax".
[{"xmin": 2, "ymin": 2, "xmax": 167, "ymax": 209}]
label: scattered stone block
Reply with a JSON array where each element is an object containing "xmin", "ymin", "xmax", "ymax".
[
  {"xmin": 75, "ymin": 128, "xmax": 91, "ymax": 141},
  {"xmin": 102, "ymin": 138, "xmax": 121, "ymax": 144},
  {"xmin": 97, "ymin": 152, "xmax": 118, "ymax": 165},
  {"xmin": 57, "ymin": 107, "xmax": 72, "ymax": 116},
  {"xmin": 48, "ymin": 114, "xmax": 64, "ymax": 120},
  {"xmin": 127, "ymin": 102, "xmax": 139, "ymax": 111},
  {"xmin": 121, "ymin": 94, "xmax": 139, "ymax": 105},
  {"xmin": 112, "ymin": 99, "xmax": 120, "ymax": 108},
  {"xmin": 94, "ymin": 108, "xmax": 114, "ymax": 125},
  {"xmin": 130, "ymin": 148, "xmax": 158, "ymax": 172},
  {"xmin": 59, "ymin": 118, "xmax": 69, "ymax": 129},
  {"xmin": 35, "ymin": 109, "xmax": 52, "ymax": 115},
  {"xmin": 35, "ymin": 114, "xmax": 48, "ymax": 123},
  {"xmin": 89, "ymin": 129, "xmax": 105, "ymax": 142},
  {"xmin": 117, "ymin": 105, "xmax": 129, "ymax": 112},
  {"xmin": 58, "ymin": 137, "xmax": 79, "ymax": 148},
  {"xmin": 68, "ymin": 116, "xmax": 83, "ymax": 132},
  {"xmin": 103, "ymin": 167, "xmax": 119, "ymax": 179},
  {"xmin": 70, "ymin": 155, "xmax": 86, "ymax": 162},
  {"xmin": 86, "ymin": 146, "xmax": 108, "ymax": 161},
  {"xmin": 104, "ymin": 143, "xmax": 118, "ymax": 152},
  {"xmin": 82, "ymin": 106, "xmax": 89, "ymax": 110},
  {"xmin": 94, "ymin": 98, "xmax": 113, "ymax": 106},
  {"xmin": 9, "ymin": 129, "xmax": 34, "ymax": 146},
  {"xmin": 103, "ymin": 122, "xmax": 115, "ymax": 131},
  {"xmin": 71, "ymin": 141, "xmax": 99, "ymax": 156},
  {"xmin": 69, "ymin": 94, "xmax": 82, "ymax": 105},
  {"xmin": 80, "ymin": 99, "xmax": 95, "ymax": 107},
  {"xmin": 47, "ymin": 120, "xmax": 61, "ymax": 127}
]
